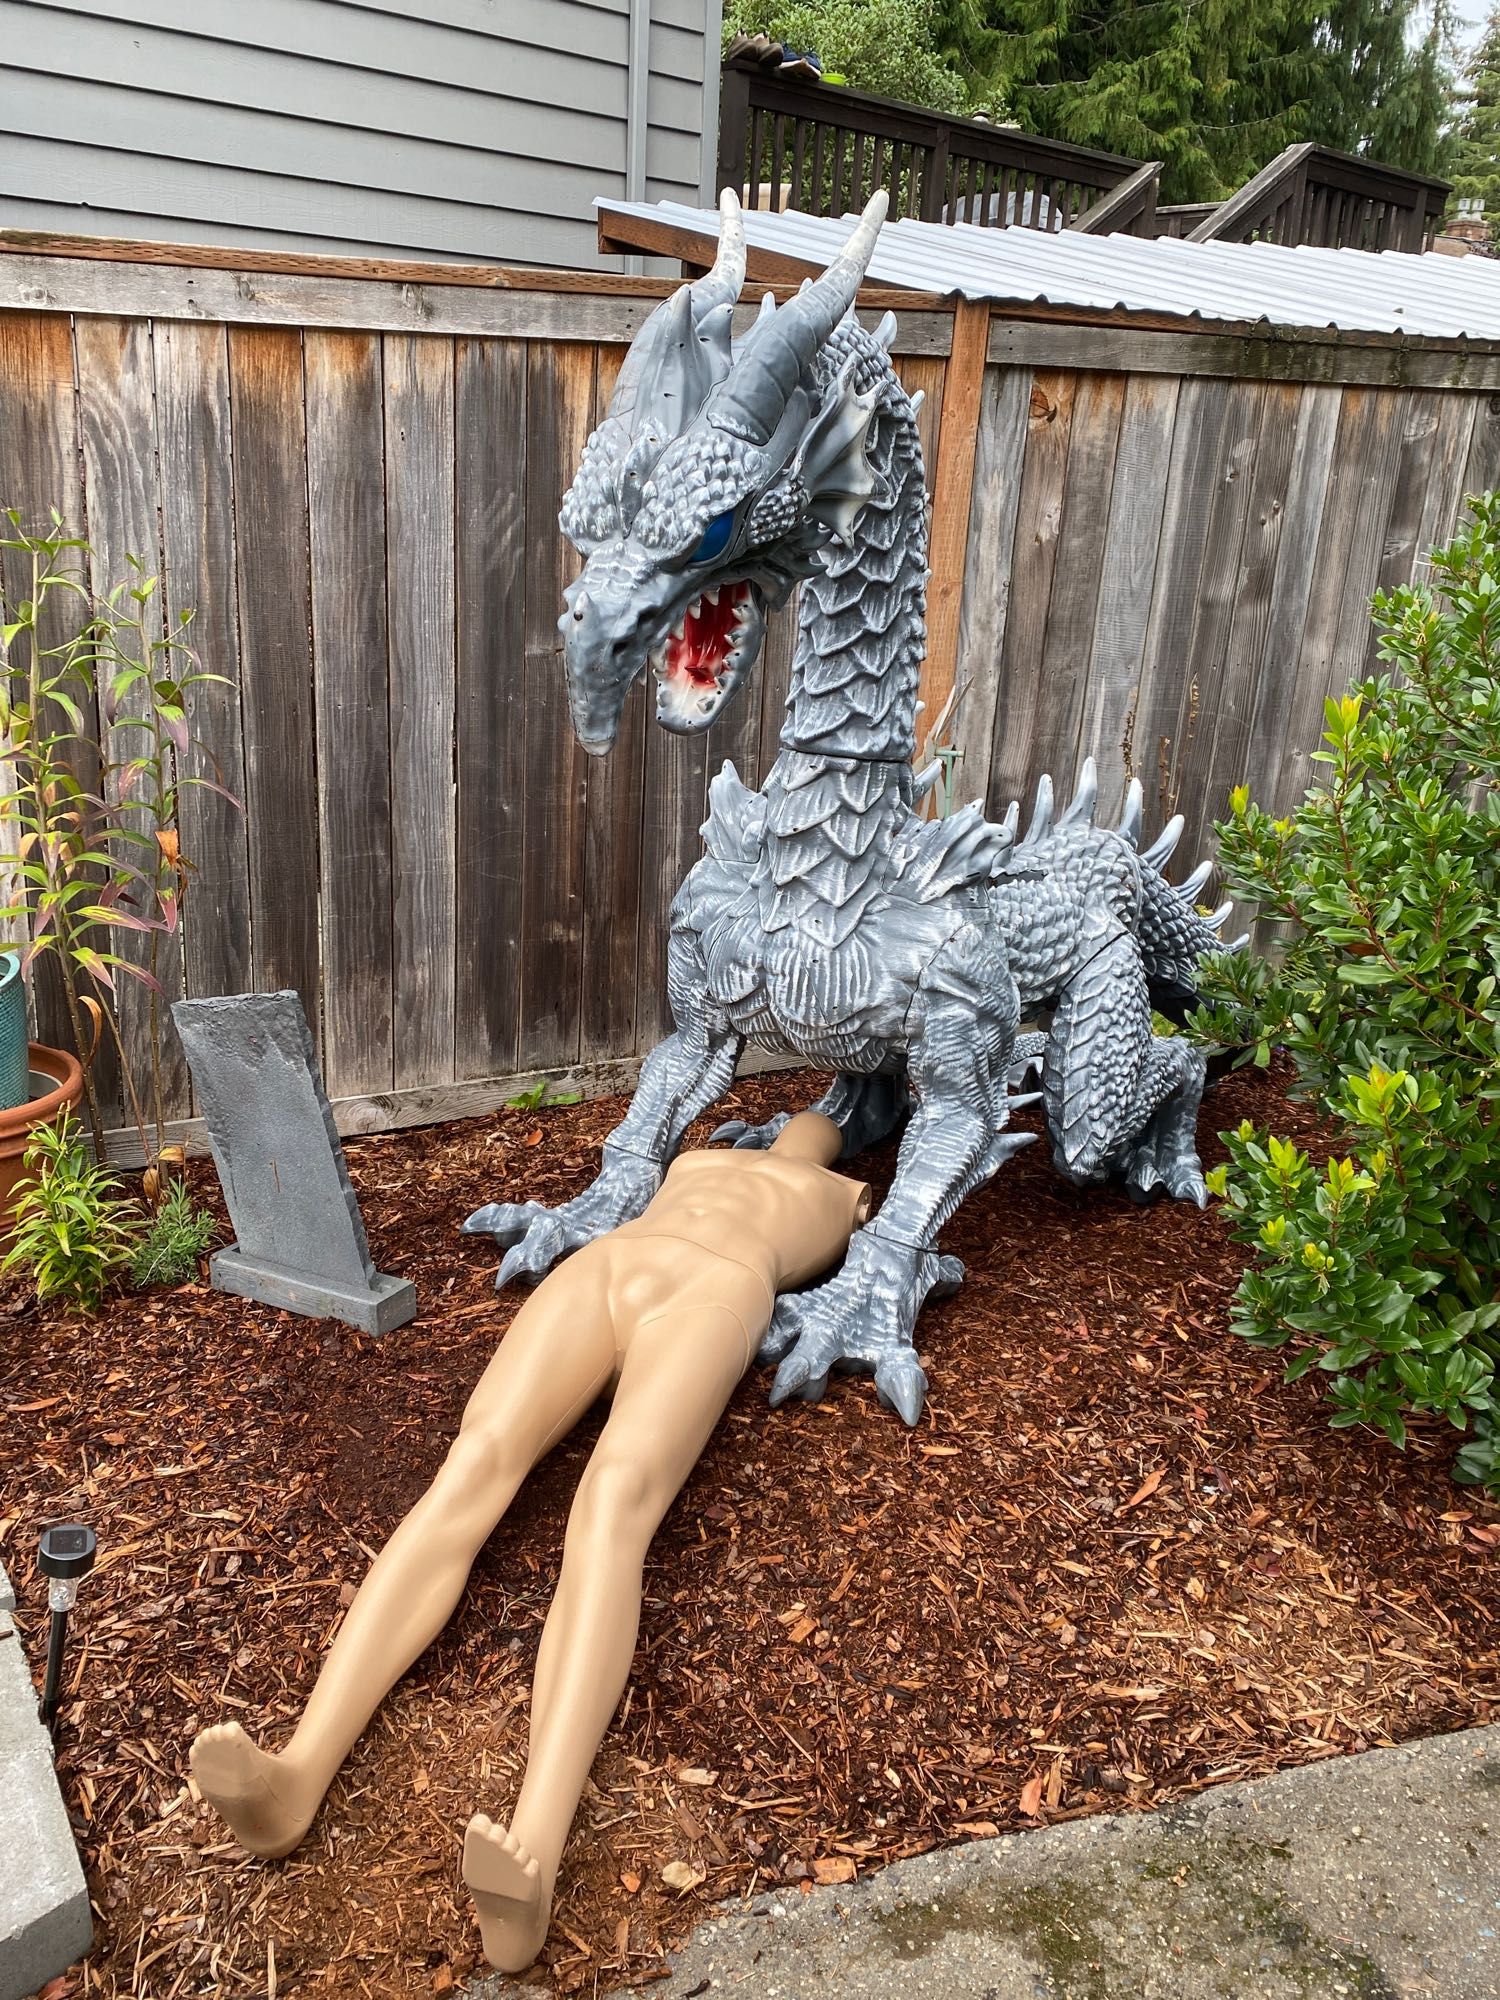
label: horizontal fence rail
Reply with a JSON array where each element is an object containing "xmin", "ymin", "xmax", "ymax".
[{"xmin": 0, "ymin": 233, "xmax": 1496, "ymax": 1152}]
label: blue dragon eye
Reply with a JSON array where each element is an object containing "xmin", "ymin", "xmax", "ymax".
[{"xmin": 688, "ymin": 511, "xmax": 734, "ymax": 564}]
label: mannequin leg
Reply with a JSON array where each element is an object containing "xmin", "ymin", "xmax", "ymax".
[
  {"xmin": 191, "ymin": 1256, "xmax": 620, "ymax": 1858},
  {"xmin": 463, "ymin": 1303, "xmax": 748, "ymax": 1971}
]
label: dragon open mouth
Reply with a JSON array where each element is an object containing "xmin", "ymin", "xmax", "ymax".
[{"xmin": 651, "ymin": 581, "xmax": 757, "ymax": 726}]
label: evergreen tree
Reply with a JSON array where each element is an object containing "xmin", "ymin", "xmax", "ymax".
[{"xmin": 1451, "ymin": 5, "xmax": 1500, "ymax": 221}]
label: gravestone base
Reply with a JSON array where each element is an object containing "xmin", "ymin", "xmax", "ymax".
[{"xmin": 211, "ymin": 1247, "xmax": 418, "ymax": 1336}]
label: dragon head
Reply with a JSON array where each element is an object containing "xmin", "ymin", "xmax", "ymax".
[{"xmin": 557, "ymin": 189, "xmax": 888, "ymax": 754}]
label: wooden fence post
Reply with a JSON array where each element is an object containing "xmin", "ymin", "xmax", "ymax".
[
  {"xmin": 917, "ymin": 296, "xmax": 991, "ymax": 750},
  {"xmin": 717, "ymin": 66, "xmax": 750, "ymax": 202}
]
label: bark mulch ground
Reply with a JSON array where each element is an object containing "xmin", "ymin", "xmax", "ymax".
[{"xmin": 1, "ymin": 1062, "xmax": 1496, "ymax": 2000}]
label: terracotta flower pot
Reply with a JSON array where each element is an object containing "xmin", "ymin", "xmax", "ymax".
[{"xmin": 0, "ymin": 1042, "xmax": 85, "ymax": 1246}]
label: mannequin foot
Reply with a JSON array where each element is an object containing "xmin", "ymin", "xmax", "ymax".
[
  {"xmin": 189, "ymin": 1722, "xmax": 320, "ymax": 1859},
  {"xmin": 464, "ymin": 1814, "xmax": 549, "ymax": 1971}
]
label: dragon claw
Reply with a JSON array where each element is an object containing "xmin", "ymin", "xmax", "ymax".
[
  {"xmin": 929, "ymin": 1253, "xmax": 965, "ymax": 1300},
  {"xmin": 873, "ymin": 1353, "xmax": 928, "ymax": 1427},
  {"xmin": 709, "ymin": 1111, "xmax": 791, "ymax": 1150},
  {"xmin": 466, "ymin": 1153, "xmax": 661, "ymax": 1289},
  {"xmin": 757, "ymin": 1228, "xmax": 956, "ymax": 1423}
]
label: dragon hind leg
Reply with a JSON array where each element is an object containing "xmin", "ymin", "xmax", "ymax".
[{"xmin": 1043, "ymin": 912, "xmax": 1208, "ymax": 1208}]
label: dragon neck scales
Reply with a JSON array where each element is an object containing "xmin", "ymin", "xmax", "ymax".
[{"xmin": 756, "ymin": 327, "xmax": 930, "ymax": 949}]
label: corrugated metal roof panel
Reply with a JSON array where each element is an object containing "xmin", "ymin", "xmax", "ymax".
[{"xmin": 597, "ymin": 197, "xmax": 1500, "ymax": 344}]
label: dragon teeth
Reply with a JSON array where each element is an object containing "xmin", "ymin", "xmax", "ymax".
[{"xmin": 703, "ymin": 587, "xmax": 720, "ymax": 608}]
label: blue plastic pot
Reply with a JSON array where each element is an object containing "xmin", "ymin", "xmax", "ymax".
[{"xmin": 0, "ymin": 951, "xmax": 28, "ymax": 1112}]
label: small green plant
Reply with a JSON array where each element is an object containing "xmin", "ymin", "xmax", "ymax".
[
  {"xmin": 1193, "ymin": 494, "xmax": 1500, "ymax": 1495},
  {"xmin": 129, "ymin": 1176, "xmax": 215, "ymax": 1288},
  {"xmin": 505, "ymin": 1079, "xmax": 582, "ymax": 1113},
  {"xmin": 3, "ymin": 1108, "xmax": 141, "ymax": 1310}
]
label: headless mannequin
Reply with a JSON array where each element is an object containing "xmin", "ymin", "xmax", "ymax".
[{"xmin": 189, "ymin": 1112, "xmax": 869, "ymax": 1972}]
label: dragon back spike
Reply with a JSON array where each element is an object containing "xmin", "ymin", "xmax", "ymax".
[
  {"xmin": 1059, "ymin": 756, "xmax": 1098, "ymax": 829},
  {"xmin": 1117, "ymin": 778, "xmax": 1143, "ymax": 847},
  {"xmin": 1141, "ymin": 814, "xmax": 1184, "ymax": 872},
  {"xmin": 1024, "ymin": 773, "xmax": 1054, "ymax": 845},
  {"xmin": 1179, "ymin": 859, "xmax": 1214, "ymax": 903}
]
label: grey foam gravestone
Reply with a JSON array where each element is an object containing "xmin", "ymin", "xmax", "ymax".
[
  {"xmin": 0, "ymin": 1559, "xmax": 92, "ymax": 2000},
  {"xmin": 172, "ymin": 991, "xmax": 417, "ymax": 1335}
]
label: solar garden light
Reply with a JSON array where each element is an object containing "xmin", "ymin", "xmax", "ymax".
[{"xmin": 37, "ymin": 1523, "xmax": 96, "ymax": 1733}]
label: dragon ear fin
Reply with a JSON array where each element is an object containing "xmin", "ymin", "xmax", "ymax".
[{"xmin": 796, "ymin": 358, "xmax": 879, "ymax": 541}]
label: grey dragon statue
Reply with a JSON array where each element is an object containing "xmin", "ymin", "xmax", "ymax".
[{"xmin": 466, "ymin": 190, "xmax": 1241, "ymax": 1423}]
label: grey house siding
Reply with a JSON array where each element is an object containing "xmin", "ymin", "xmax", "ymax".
[{"xmin": 0, "ymin": 0, "xmax": 718, "ymax": 267}]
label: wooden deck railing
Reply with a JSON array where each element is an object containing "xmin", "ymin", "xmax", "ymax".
[
  {"xmin": 716, "ymin": 63, "xmax": 1154, "ymax": 234},
  {"xmin": 1183, "ymin": 142, "xmax": 1450, "ymax": 252}
]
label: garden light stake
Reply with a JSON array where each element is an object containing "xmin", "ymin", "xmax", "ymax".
[{"xmin": 38, "ymin": 1522, "xmax": 96, "ymax": 1733}]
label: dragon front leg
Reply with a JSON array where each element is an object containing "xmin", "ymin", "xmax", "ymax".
[
  {"xmin": 764, "ymin": 923, "xmax": 1032, "ymax": 1425},
  {"xmin": 464, "ymin": 911, "xmax": 743, "ymax": 1286}
]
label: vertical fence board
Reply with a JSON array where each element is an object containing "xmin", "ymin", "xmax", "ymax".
[
  {"xmin": 1076, "ymin": 370, "xmax": 1180, "ymax": 823},
  {"xmin": 305, "ymin": 329, "xmax": 394, "ymax": 1099},
  {"xmin": 154, "ymin": 321, "xmax": 251, "ymax": 1014},
  {"xmin": 636, "ymin": 731, "xmax": 709, "ymax": 1052},
  {"xmin": 454, "ymin": 336, "xmax": 528, "ymax": 1083},
  {"xmin": 518, "ymin": 340, "xmax": 593, "ymax": 1072},
  {"xmin": 1131, "ymin": 376, "xmax": 1235, "ymax": 838},
  {"xmin": 1412, "ymin": 394, "xmax": 1479, "ymax": 577},
  {"xmin": 1273, "ymin": 388, "xmax": 1395, "ymax": 810},
  {"xmin": 385, "ymin": 334, "xmax": 457, "ymax": 1090},
  {"xmin": 984, "ymin": 371, "xmax": 1076, "ymax": 816},
  {"xmin": 1240, "ymin": 384, "xmax": 1341, "ymax": 811},
  {"xmin": 227, "ymin": 325, "xmax": 320, "ymax": 1025},
  {"xmin": 1025, "ymin": 370, "xmax": 1127, "ymax": 802},
  {"xmin": 75, "ymin": 316, "xmax": 184, "ymax": 1136},
  {"xmin": 894, "ymin": 353, "xmax": 945, "ymax": 496},
  {"xmin": 1166, "ymin": 379, "xmax": 1267, "ymax": 844},
  {"xmin": 1460, "ymin": 390, "xmax": 1500, "ymax": 507},
  {"xmin": 1194, "ymin": 380, "xmax": 1301, "ymax": 849},
  {"xmin": 951, "ymin": 365, "xmax": 1032, "ymax": 809},
  {"xmin": 756, "ymin": 599, "xmax": 798, "ymax": 787}
]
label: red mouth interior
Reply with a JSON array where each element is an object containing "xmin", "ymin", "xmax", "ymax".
[{"xmin": 667, "ymin": 583, "xmax": 750, "ymax": 690}]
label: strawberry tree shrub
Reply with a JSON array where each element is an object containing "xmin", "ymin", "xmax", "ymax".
[{"xmin": 1192, "ymin": 495, "xmax": 1500, "ymax": 1495}]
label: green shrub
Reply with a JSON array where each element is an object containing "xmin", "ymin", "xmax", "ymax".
[
  {"xmin": 1192, "ymin": 494, "xmax": 1500, "ymax": 1496},
  {"xmin": 130, "ymin": 1177, "xmax": 215, "ymax": 1289},
  {"xmin": 3, "ymin": 1109, "xmax": 141, "ymax": 1311}
]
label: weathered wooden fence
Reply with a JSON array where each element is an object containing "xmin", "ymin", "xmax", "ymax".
[{"xmin": 1, "ymin": 233, "xmax": 1498, "ymax": 1151}]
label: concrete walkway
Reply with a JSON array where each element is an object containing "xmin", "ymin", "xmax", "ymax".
[{"xmin": 476, "ymin": 1726, "xmax": 1499, "ymax": 1999}]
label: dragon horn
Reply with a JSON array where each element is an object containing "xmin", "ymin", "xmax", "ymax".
[
  {"xmin": 706, "ymin": 190, "xmax": 888, "ymax": 445},
  {"xmin": 690, "ymin": 188, "xmax": 747, "ymax": 316}
]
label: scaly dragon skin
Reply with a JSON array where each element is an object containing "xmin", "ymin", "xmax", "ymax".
[{"xmin": 465, "ymin": 192, "xmax": 1240, "ymax": 1423}]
